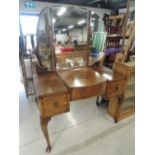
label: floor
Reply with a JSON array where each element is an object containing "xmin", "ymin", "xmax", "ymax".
[{"xmin": 19, "ymin": 80, "xmax": 135, "ymax": 155}]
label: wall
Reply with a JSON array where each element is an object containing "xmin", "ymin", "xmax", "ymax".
[
  {"xmin": 82, "ymin": 26, "xmax": 87, "ymax": 42},
  {"xmin": 56, "ymin": 34, "xmax": 68, "ymax": 44},
  {"xmin": 69, "ymin": 29, "xmax": 82, "ymax": 43},
  {"xmin": 68, "ymin": 26, "xmax": 87, "ymax": 43}
]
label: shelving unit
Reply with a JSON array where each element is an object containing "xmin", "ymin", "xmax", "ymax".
[
  {"xmin": 108, "ymin": 61, "xmax": 135, "ymax": 122},
  {"xmin": 103, "ymin": 14, "xmax": 125, "ymax": 68}
]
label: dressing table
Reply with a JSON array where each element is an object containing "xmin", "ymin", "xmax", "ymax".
[
  {"xmin": 33, "ymin": 66, "xmax": 126, "ymax": 152},
  {"xmin": 33, "ymin": 7, "xmax": 127, "ymax": 152}
]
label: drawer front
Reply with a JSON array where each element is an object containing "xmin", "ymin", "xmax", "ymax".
[
  {"xmin": 39, "ymin": 93, "xmax": 70, "ymax": 117},
  {"xmin": 106, "ymin": 80, "xmax": 126, "ymax": 98},
  {"xmin": 71, "ymin": 83, "xmax": 106, "ymax": 100}
]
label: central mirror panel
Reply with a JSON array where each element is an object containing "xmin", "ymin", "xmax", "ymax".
[{"xmin": 52, "ymin": 6, "xmax": 88, "ymax": 70}]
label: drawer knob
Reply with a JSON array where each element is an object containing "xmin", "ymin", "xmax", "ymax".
[
  {"xmin": 115, "ymin": 86, "xmax": 118, "ymax": 91},
  {"xmin": 53, "ymin": 101, "xmax": 58, "ymax": 107}
]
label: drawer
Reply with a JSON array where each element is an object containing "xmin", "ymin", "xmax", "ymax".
[
  {"xmin": 71, "ymin": 83, "xmax": 106, "ymax": 100},
  {"xmin": 106, "ymin": 80, "xmax": 127, "ymax": 98},
  {"xmin": 39, "ymin": 93, "xmax": 70, "ymax": 117}
]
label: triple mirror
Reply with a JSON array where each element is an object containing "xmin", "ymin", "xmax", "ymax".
[{"xmin": 36, "ymin": 6, "xmax": 104, "ymax": 71}]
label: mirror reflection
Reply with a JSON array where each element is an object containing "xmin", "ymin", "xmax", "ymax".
[
  {"xmin": 51, "ymin": 6, "xmax": 88, "ymax": 69},
  {"xmin": 37, "ymin": 8, "xmax": 53, "ymax": 70},
  {"xmin": 53, "ymin": 7, "xmax": 88, "ymax": 46},
  {"xmin": 36, "ymin": 6, "xmax": 106, "ymax": 71}
]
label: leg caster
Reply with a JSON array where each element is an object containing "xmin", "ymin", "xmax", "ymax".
[{"xmin": 114, "ymin": 118, "xmax": 118, "ymax": 123}]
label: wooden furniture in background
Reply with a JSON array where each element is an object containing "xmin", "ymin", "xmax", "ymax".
[
  {"xmin": 104, "ymin": 34, "xmax": 124, "ymax": 68},
  {"xmin": 103, "ymin": 14, "xmax": 125, "ymax": 68},
  {"xmin": 121, "ymin": 0, "xmax": 132, "ymax": 54},
  {"xmin": 108, "ymin": 62, "xmax": 135, "ymax": 122},
  {"xmin": 122, "ymin": 20, "xmax": 135, "ymax": 62},
  {"xmin": 108, "ymin": 15, "xmax": 125, "ymax": 34}
]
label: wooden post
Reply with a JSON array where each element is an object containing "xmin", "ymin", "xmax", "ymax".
[
  {"xmin": 36, "ymin": 8, "xmax": 46, "ymax": 48},
  {"xmin": 48, "ymin": 8, "xmax": 56, "ymax": 71},
  {"xmin": 122, "ymin": 21, "xmax": 135, "ymax": 62},
  {"xmin": 121, "ymin": 0, "xmax": 131, "ymax": 56},
  {"xmin": 36, "ymin": 7, "xmax": 56, "ymax": 71},
  {"xmin": 86, "ymin": 10, "xmax": 91, "ymax": 66}
]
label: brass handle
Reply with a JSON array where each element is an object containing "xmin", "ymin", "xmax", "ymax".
[{"xmin": 53, "ymin": 101, "xmax": 58, "ymax": 107}]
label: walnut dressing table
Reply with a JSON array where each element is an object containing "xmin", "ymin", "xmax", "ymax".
[{"xmin": 33, "ymin": 6, "xmax": 127, "ymax": 152}]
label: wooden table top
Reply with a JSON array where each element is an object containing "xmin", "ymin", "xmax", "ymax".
[
  {"xmin": 58, "ymin": 67, "xmax": 107, "ymax": 88},
  {"xmin": 33, "ymin": 66, "xmax": 126, "ymax": 99},
  {"xmin": 91, "ymin": 66, "xmax": 126, "ymax": 81},
  {"xmin": 33, "ymin": 72, "xmax": 69, "ymax": 99}
]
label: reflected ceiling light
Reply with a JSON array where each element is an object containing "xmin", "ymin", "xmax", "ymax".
[
  {"xmin": 102, "ymin": 73, "xmax": 112, "ymax": 80},
  {"xmin": 57, "ymin": 7, "xmax": 66, "ymax": 16},
  {"xmin": 62, "ymin": 28, "xmax": 66, "ymax": 31},
  {"xmin": 68, "ymin": 25, "xmax": 74, "ymax": 29},
  {"xmin": 91, "ymin": 22, "xmax": 94, "ymax": 27},
  {"xmin": 74, "ymin": 79, "xmax": 82, "ymax": 86},
  {"xmin": 78, "ymin": 20, "xmax": 85, "ymax": 25},
  {"xmin": 91, "ymin": 11, "xmax": 95, "ymax": 15},
  {"xmin": 52, "ymin": 18, "xmax": 56, "ymax": 23}
]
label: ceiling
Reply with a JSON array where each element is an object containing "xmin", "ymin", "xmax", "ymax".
[
  {"xmin": 38, "ymin": 6, "xmax": 100, "ymax": 33},
  {"xmin": 33, "ymin": 0, "xmax": 135, "ymax": 10},
  {"xmin": 52, "ymin": 7, "xmax": 88, "ymax": 30}
]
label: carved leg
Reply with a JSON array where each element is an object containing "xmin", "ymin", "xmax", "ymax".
[{"xmin": 40, "ymin": 116, "xmax": 52, "ymax": 153}]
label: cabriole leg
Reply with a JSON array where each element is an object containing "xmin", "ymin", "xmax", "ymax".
[{"xmin": 40, "ymin": 116, "xmax": 52, "ymax": 153}]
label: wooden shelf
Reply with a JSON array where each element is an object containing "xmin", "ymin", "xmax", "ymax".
[
  {"xmin": 118, "ymin": 107, "xmax": 135, "ymax": 122},
  {"xmin": 108, "ymin": 61, "xmax": 135, "ymax": 122}
]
